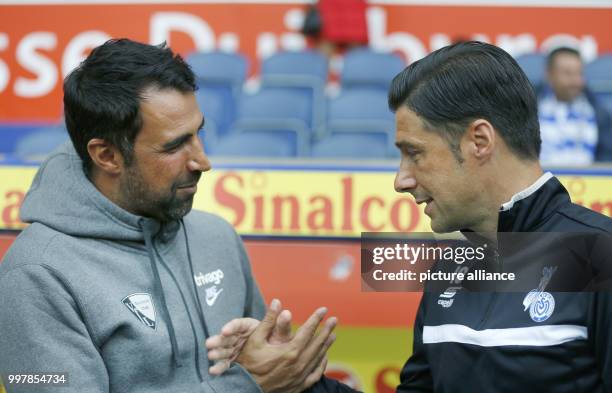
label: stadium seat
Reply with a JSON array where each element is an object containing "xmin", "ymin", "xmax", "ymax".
[
  {"xmin": 14, "ymin": 125, "xmax": 69, "ymax": 158},
  {"xmin": 212, "ymin": 127, "xmax": 303, "ymax": 157},
  {"xmin": 311, "ymin": 132, "xmax": 388, "ymax": 159},
  {"xmin": 515, "ymin": 53, "xmax": 546, "ymax": 87},
  {"xmin": 341, "ymin": 49, "xmax": 405, "ymax": 91},
  {"xmin": 261, "ymin": 51, "xmax": 328, "ymax": 81},
  {"xmin": 195, "ymin": 87, "xmax": 226, "ymax": 140},
  {"xmin": 260, "ymin": 51, "xmax": 328, "ymax": 136},
  {"xmin": 236, "ymin": 89, "xmax": 312, "ymax": 128},
  {"xmin": 326, "ymin": 89, "xmax": 396, "ymax": 155},
  {"xmin": 187, "ymin": 52, "xmax": 248, "ymax": 138},
  {"xmin": 212, "ymin": 90, "xmax": 312, "ymax": 157},
  {"xmin": 187, "ymin": 51, "xmax": 248, "ymax": 88},
  {"xmin": 585, "ymin": 54, "xmax": 612, "ymax": 114}
]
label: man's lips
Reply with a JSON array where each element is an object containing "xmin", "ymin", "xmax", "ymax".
[{"xmin": 415, "ymin": 198, "xmax": 433, "ymax": 205}]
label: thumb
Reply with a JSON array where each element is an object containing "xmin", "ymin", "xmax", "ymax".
[{"xmin": 253, "ymin": 298, "xmax": 282, "ymax": 339}]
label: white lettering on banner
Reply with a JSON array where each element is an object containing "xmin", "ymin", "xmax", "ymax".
[
  {"xmin": 0, "ymin": 33, "xmax": 9, "ymax": 93},
  {"xmin": 497, "ymin": 34, "xmax": 537, "ymax": 57},
  {"xmin": 14, "ymin": 31, "xmax": 57, "ymax": 98},
  {"xmin": 0, "ymin": 8, "xmax": 603, "ymax": 100},
  {"xmin": 367, "ymin": 6, "xmax": 428, "ymax": 63},
  {"xmin": 62, "ymin": 30, "xmax": 111, "ymax": 78},
  {"xmin": 257, "ymin": 32, "xmax": 277, "ymax": 60},
  {"xmin": 540, "ymin": 34, "xmax": 597, "ymax": 62},
  {"xmin": 218, "ymin": 33, "xmax": 240, "ymax": 53},
  {"xmin": 367, "ymin": 7, "xmax": 598, "ymax": 63},
  {"xmin": 150, "ymin": 12, "xmax": 216, "ymax": 51}
]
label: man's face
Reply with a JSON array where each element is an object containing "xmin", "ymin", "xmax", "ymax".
[
  {"xmin": 119, "ymin": 87, "xmax": 210, "ymax": 222},
  {"xmin": 394, "ymin": 107, "xmax": 479, "ymax": 233},
  {"xmin": 547, "ymin": 53, "xmax": 584, "ymax": 102}
]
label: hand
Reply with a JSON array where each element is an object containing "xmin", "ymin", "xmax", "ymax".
[
  {"xmin": 206, "ymin": 302, "xmax": 293, "ymax": 375},
  {"xmin": 237, "ymin": 299, "xmax": 337, "ymax": 393}
]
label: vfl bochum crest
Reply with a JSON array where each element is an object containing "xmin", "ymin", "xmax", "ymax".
[
  {"xmin": 122, "ymin": 293, "xmax": 157, "ymax": 330},
  {"xmin": 522, "ymin": 267, "xmax": 557, "ymax": 323}
]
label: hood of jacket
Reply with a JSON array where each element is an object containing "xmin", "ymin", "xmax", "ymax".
[{"xmin": 20, "ymin": 142, "xmax": 175, "ymax": 242}]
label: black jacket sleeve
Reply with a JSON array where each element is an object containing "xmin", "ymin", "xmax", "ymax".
[
  {"xmin": 305, "ymin": 377, "xmax": 362, "ymax": 393},
  {"xmin": 397, "ymin": 294, "xmax": 434, "ymax": 393},
  {"xmin": 591, "ymin": 292, "xmax": 612, "ymax": 392}
]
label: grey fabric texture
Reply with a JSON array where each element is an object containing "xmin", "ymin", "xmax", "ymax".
[{"xmin": 0, "ymin": 142, "xmax": 266, "ymax": 393}]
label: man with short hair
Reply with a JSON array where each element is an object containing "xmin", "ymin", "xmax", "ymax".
[
  {"xmin": 211, "ymin": 41, "xmax": 612, "ymax": 393},
  {"xmin": 537, "ymin": 46, "xmax": 612, "ymax": 166},
  {"xmin": 0, "ymin": 38, "xmax": 335, "ymax": 393}
]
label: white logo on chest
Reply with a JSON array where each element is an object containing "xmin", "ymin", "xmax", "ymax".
[
  {"xmin": 523, "ymin": 266, "xmax": 557, "ymax": 323},
  {"xmin": 194, "ymin": 269, "xmax": 225, "ymax": 306},
  {"xmin": 122, "ymin": 293, "xmax": 156, "ymax": 329}
]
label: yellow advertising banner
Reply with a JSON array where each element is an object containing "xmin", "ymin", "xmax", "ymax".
[
  {"xmin": 324, "ymin": 326, "xmax": 413, "ymax": 393},
  {"xmin": 1, "ymin": 165, "xmax": 611, "ymax": 235}
]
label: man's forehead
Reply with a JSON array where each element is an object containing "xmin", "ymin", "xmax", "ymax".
[
  {"xmin": 394, "ymin": 107, "xmax": 429, "ymax": 147},
  {"xmin": 135, "ymin": 89, "xmax": 204, "ymax": 148}
]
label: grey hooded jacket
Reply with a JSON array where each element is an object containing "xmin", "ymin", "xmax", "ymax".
[{"xmin": 0, "ymin": 144, "xmax": 266, "ymax": 393}]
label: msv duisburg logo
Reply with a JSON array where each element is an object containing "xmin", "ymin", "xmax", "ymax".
[{"xmin": 522, "ymin": 266, "xmax": 557, "ymax": 323}]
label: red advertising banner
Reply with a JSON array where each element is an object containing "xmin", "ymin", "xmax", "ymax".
[{"xmin": 1, "ymin": 1, "xmax": 612, "ymax": 121}]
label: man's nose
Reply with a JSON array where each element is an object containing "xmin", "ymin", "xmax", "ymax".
[
  {"xmin": 394, "ymin": 165, "xmax": 417, "ymax": 193},
  {"xmin": 187, "ymin": 136, "xmax": 211, "ymax": 173}
]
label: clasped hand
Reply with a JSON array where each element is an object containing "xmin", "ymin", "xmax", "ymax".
[{"xmin": 205, "ymin": 299, "xmax": 338, "ymax": 393}]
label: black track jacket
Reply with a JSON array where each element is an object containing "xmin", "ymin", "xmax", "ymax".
[{"xmin": 309, "ymin": 173, "xmax": 612, "ymax": 393}]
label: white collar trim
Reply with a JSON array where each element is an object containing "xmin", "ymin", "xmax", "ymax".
[{"xmin": 500, "ymin": 172, "xmax": 554, "ymax": 212}]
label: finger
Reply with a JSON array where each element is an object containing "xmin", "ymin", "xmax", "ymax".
[
  {"xmin": 301, "ymin": 317, "xmax": 338, "ymax": 365},
  {"xmin": 220, "ymin": 317, "xmax": 260, "ymax": 337},
  {"xmin": 302, "ymin": 356, "xmax": 329, "ymax": 389},
  {"xmin": 208, "ymin": 359, "xmax": 231, "ymax": 376},
  {"xmin": 208, "ymin": 346, "xmax": 239, "ymax": 361},
  {"xmin": 271, "ymin": 309, "xmax": 293, "ymax": 344},
  {"xmin": 253, "ymin": 298, "xmax": 282, "ymax": 340},
  {"xmin": 303, "ymin": 330, "xmax": 336, "ymax": 379},
  {"xmin": 292, "ymin": 306, "xmax": 328, "ymax": 347},
  {"xmin": 205, "ymin": 334, "xmax": 239, "ymax": 350}
]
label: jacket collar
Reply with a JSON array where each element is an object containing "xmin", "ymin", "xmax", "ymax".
[{"xmin": 497, "ymin": 172, "xmax": 571, "ymax": 232}]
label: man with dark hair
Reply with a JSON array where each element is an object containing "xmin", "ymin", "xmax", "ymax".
[
  {"xmin": 210, "ymin": 41, "xmax": 612, "ymax": 393},
  {"xmin": 0, "ymin": 38, "xmax": 335, "ymax": 393},
  {"xmin": 537, "ymin": 46, "xmax": 612, "ymax": 165}
]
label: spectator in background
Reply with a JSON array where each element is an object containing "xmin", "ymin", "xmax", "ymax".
[
  {"xmin": 537, "ymin": 47, "xmax": 612, "ymax": 165},
  {"xmin": 301, "ymin": 0, "xmax": 368, "ymax": 58}
]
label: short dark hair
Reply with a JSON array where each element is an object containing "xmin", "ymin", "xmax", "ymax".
[
  {"xmin": 63, "ymin": 38, "xmax": 196, "ymax": 174},
  {"xmin": 547, "ymin": 46, "xmax": 581, "ymax": 70},
  {"xmin": 389, "ymin": 41, "xmax": 541, "ymax": 161}
]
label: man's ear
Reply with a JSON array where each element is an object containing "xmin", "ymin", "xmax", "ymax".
[
  {"xmin": 462, "ymin": 119, "xmax": 496, "ymax": 162},
  {"xmin": 86, "ymin": 139, "xmax": 124, "ymax": 175}
]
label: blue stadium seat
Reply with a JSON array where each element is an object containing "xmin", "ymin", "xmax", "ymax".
[
  {"xmin": 326, "ymin": 89, "xmax": 396, "ymax": 155},
  {"xmin": 212, "ymin": 128, "xmax": 302, "ymax": 157},
  {"xmin": 213, "ymin": 90, "xmax": 312, "ymax": 157},
  {"xmin": 341, "ymin": 49, "xmax": 404, "ymax": 91},
  {"xmin": 260, "ymin": 51, "xmax": 328, "ymax": 136},
  {"xmin": 195, "ymin": 87, "xmax": 227, "ymax": 140},
  {"xmin": 14, "ymin": 125, "xmax": 69, "ymax": 158},
  {"xmin": 585, "ymin": 54, "xmax": 612, "ymax": 114},
  {"xmin": 311, "ymin": 133, "xmax": 388, "ymax": 159},
  {"xmin": 236, "ymin": 89, "xmax": 312, "ymax": 128},
  {"xmin": 187, "ymin": 52, "xmax": 248, "ymax": 138},
  {"xmin": 261, "ymin": 51, "xmax": 328, "ymax": 81},
  {"xmin": 187, "ymin": 51, "xmax": 248, "ymax": 88},
  {"xmin": 515, "ymin": 53, "xmax": 546, "ymax": 87}
]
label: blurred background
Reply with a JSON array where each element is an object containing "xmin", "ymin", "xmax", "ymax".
[{"xmin": 1, "ymin": 0, "xmax": 611, "ymax": 391}]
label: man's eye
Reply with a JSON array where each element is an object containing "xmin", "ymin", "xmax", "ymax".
[{"xmin": 165, "ymin": 144, "xmax": 182, "ymax": 153}]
